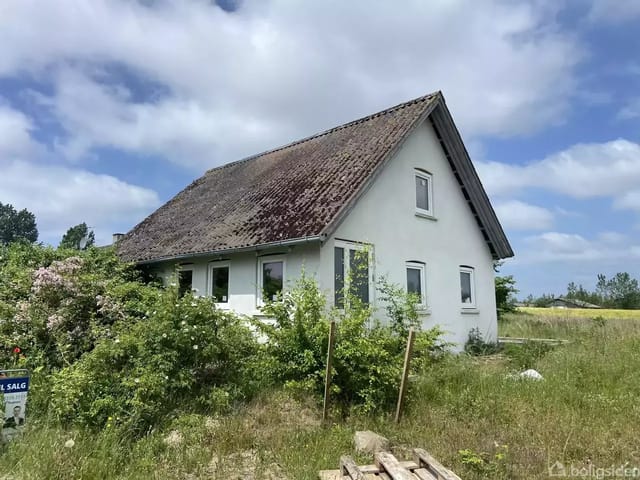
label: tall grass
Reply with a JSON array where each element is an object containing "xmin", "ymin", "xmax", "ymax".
[{"xmin": 2, "ymin": 310, "xmax": 640, "ymax": 479}]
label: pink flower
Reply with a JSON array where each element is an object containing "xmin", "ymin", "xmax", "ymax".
[{"xmin": 46, "ymin": 314, "xmax": 65, "ymax": 331}]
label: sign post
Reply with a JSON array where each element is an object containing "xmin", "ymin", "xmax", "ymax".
[{"xmin": 0, "ymin": 369, "xmax": 30, "ymax": 442}]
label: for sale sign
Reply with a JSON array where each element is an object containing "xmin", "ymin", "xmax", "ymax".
[{"xmin": 0, "ymin": 370, "xmax": 29, "ymax": 443}]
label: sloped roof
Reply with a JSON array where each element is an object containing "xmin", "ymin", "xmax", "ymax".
[
  {"xmin": 117, "ymin": 92, "xmax": 513, "ymax": 263},
  {"xmin": 550, "ymin": 297, "xmax": 602, "ymax": 309}
]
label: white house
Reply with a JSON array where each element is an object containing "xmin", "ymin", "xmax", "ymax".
[{"xmin": 117, "ymin": 92, "xmax": 513, "ymax": 347}]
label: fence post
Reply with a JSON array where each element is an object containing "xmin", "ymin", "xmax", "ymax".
[
  {"xmin": 395, "ymin": 328, "xmax": 416, "ymax": 423},
  {"xmin": 323, "ymin": 320, "xmax": 337, "ymax": 422}
]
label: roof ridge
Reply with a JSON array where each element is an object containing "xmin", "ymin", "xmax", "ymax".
[{"xmin": 204, "ymin": 91, "xmax": 441, "ymax": 175}]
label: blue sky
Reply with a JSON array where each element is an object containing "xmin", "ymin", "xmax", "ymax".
[{"xmin": 0, "ymin": 0, "xmax": 639, "ymax": 297}]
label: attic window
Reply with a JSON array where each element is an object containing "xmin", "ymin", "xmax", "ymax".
[{"xmin": 415, "ymin": 170, "xmax": 433, "ymax": 217}]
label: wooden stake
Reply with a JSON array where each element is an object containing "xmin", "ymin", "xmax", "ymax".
[
  {"xmin": 395, "ymin": 328, "xmax": 416, "ymax": 423},
  {"xmin": 323, "ymin": 320, "xmax": 336, "ymax": 422}
]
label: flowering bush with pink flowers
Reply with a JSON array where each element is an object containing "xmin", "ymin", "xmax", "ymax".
[
  {"xmin": 0, "ymin": 243, "xmax": 159, "ymax": 370},
  {"xmin": 0, "ymin": 242, "xmax": 264, "ymax": 433}
]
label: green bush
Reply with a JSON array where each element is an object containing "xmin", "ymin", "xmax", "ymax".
[
  {"xmin": 50, "ymin": 290, "xmax": 264, "ymax": 434},
  {"xmin": 259, "ymin": 273, "xmax": 443, "ymax": 414},
  {"xmin": 0, "ymin": 245, "xmax": 156, "ymax": 371},
  {"xmin": 0, "ymin": 243, "xmax": 444, "ymax": 433},
  {"xmin": 464, "ymin": 327, "xmax": 502, "ymax": 356}
]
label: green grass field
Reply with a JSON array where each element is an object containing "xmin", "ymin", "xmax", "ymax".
[{"xmin": 2, "ymin": 307, "xmax": 640, "ymax": 479}]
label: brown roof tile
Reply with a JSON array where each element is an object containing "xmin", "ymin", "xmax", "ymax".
[{"xmin": 117, "ymin": 92, "xmax": 513, "ymax": 262}]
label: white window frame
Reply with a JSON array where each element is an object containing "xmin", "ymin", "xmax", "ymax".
[
  {"xmin": 207, "ymin": 261, "xmax": 230, "ymax": 308},
  {"xmin": 334, "ymin": 240, "xmax": 375, "ymax": 308},
  {"xmin": 414, "ymin": 169, "xmax": 434, "ymax": 218},
  {"xmin": 257, "ymin": 255, "xmax": 287, "ymax": 306},
  {"xmin": 459, "ymin": 266, "xmax": 476, "ymax": 308},
  {"xmin": 406, "ymin": 261, "xmax": 427, "ymax": 309}
]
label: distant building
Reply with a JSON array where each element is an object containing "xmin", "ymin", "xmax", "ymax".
[{"xmin": 548, "ymin": 297, "xmax": 602, "ymax": 309}]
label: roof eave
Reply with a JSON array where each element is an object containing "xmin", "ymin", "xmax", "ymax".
[
  {"xmin": 428, "ymin": 100, "xmax": 514, "ymax": 260},
  {"xmin": 126, "ymin": 235, "xmax": 323, "ymax": 265}
]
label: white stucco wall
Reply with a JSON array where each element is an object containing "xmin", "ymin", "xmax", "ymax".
[
  {"xmin": 150, "ymin": 119, "xmax": 498, "ymax": 349},
  {"xmin": 317, "ymin": 120, "xmax": 498, "ymax": 349},
  {"xmin": 152, "ymin": 243, "xmax": 321, "ymax": 317}
]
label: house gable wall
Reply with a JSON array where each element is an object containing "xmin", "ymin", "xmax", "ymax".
[{"xmin": 318, "ymin": 119, "xmax": 498, "ymax": 348}]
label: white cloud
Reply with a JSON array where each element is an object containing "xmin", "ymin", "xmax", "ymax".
[
  {"xmin": 35, "ymin": 68, "xmax": 282, "ymax": 169},
  {"xmin": 520, "ymin": 231, "xmax": 640, "ymax": 264},
  {"xmin": 0, "ymin": 96, "xmax": 160, "ymax": 245},
  {"xmin": 588, "ymin": 0, "xmax": 640, "ymax": 23},
  {"xmin": 597, "ymin": 231, "xmax": 628, "ymax": 245},
  {"xmin": 0, "ymin": 160, "xmax": 160, "ymax": 245},
  {"xmin": 477, "ymin": 139, "xmax": 640, "ymax": 205},
  {"xmin": 614, "ymin": 190, "xmax": 640, "ymax": 212},
  {"xmin": 494, "ymin": 200, "xmax": 554, "ymax": 231},
  {"xmin": 0, "ymin": 102, "xmax": 38, "ymax": 157},
  {"xmin": 0, "ymin": 0, "xmax": 583, "ymax": 169}
]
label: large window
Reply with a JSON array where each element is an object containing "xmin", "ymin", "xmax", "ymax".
[
  {"xmin": 177, "ymin": 265, "xmax": 194, "ymax": 297},
  {"xmin": 460, "ymin": 266, "xmax": 476, "ymax": 308},
  {"xmin": 415, "ymin": 169, "xmax": 434, "ymax": 217},
  {"xmin": 406, "ymin": 261, "xmax": 426, "ymax": 308},
  {"xmin": 334, "ymin": 241, "xmax": 372, "ymax": 307},
  {"xmin": 258, "ymin": 256, "xmax": 285, "ymax": 304},
  {"xmin": 208, "ymin": 261, "xmax": 229, "ymax": 304}
]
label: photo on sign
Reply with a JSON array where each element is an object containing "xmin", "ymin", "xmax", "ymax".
[
  {"xmin": 3, "ymin": 393, "xmax": 27, "ymax": 428},
  {"xmin": 0, "ymin": 372, "xmax": 29, "ymax": 443}
]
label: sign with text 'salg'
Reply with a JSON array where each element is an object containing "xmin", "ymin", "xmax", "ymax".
[{"xmin": 0, "ymin": 370, "xmax": 30, "ymax": 442}]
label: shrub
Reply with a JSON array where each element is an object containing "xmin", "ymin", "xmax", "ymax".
[
  {"xmin": 458, "ymin": 445, "xmax": 509, "ymax": 479},
  {"xmin": 259, "ymin": 273, "xmax": 443, "ymax": 414},
  {"xmin": 0, "ymin": 245, "xmax": 157, "ymax": 371},
  {"xmin": 464, "ymin": 327, "xmax": 501, "ymax": 356},
  {"xmin": 50, "ymin": 289, "xmax": 264, "ymax": 434}
]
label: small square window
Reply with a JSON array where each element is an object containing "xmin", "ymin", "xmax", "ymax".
[
  {"xmin": 406, "ymin": 262, "xmax": 426, "ymax": 308},
  {"xmin": 415, "ymin": 170, "xmax": 433, "ymax": 216},
  {"xmin": 460, "ymin": 267, "xmax": 476, "ymax": 308},
  {"xmin": 209, "ymin": 262, "xmax": 229, "ymax": 303}
]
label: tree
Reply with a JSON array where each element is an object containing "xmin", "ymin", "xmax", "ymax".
[
  {"xmin": 493, "ymin": 261, "xmax": 519, "ymax": 319},
  {"xmin": 565, "ymin": 273, "xmax": 640, "ymax": 309},
  {"xmin": 59, "ymin": 222, "xmax": 95, "ymax": 250},
  {"xmin": 0, "ymin": 202, "xmax": 38, "ymax": 245},
  {"xmin": 565, "ymin": 281, "xmax": 602, "ymax": 306},
  {"xmin": 605, "ymin": 272, "xmax": 640, "ymax": 309},
  {"xmin": 495, "ymin": 275, "xmax": 518, "ymax": 319}
]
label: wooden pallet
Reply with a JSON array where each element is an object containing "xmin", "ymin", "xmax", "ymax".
[
  {"xmin": 319, "ymin": 449, "xmax": 461, "ymax": 480},
  {"xmin": 498, "ymin": 336, "xmax": 569, "ymax": 345}
]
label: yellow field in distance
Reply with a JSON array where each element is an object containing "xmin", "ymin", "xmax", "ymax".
[{"xmin": 518, "ymin": 306, "xmax": 640, "ymax": 320}]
